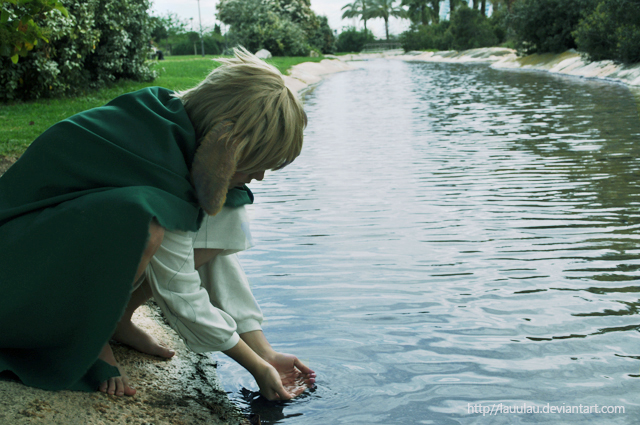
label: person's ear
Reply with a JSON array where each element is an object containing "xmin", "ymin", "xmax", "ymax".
[{"xmin": 191, "ymin": 120, "xmax": 237, "ymax": 215}]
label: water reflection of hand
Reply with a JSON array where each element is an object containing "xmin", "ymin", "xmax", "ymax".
[{"xmin": 268, "ymin": 352, "xmax": 316, "ymax": 398}]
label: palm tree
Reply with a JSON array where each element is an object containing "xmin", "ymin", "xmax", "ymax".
[
  {"xmin": 402, "ymin": 0, "xmax": 437, "ymax": 25},
  {"xmin": 342, "ymin": 0, "xmax": 370, "ymax": 32},
  {"xmin": 429, "ymin": 0, "xmax": 442, "ymax": 23},
  {"xmin": 367, "ymin": 0, "xmax": 408, "ymax": 40}
]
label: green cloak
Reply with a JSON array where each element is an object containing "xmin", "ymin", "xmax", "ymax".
[{"xmin": 0, "ymin": 87, "xmax": 251, "ymax": 391}]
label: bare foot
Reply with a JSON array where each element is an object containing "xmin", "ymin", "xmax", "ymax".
[
  {"xmin": 98, "ymin": 343, "xmax": 136, "ymax": 396},
  {"xmin": 112, "ymin": 319, "xmax": 175, "ymax": 359}
]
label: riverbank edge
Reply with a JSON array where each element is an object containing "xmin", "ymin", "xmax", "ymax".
[
  {"xmin": 0, "ymin": 58, "xmax": 352, "ymax": 425},
  {"xmin": 389, "ymin": 47, "xmax": 640, "ymax": 89}
]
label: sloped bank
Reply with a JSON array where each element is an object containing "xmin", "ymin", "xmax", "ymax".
[
  {"xmin": 283, "ymin": 58, "xmax": 354, "ymax": 94},
  {"xmin": 0, "ymin": 58, "xmax": 352, "ymax": 425},
  {"xmin": 395, "ymin": 47, "xmax": 640, "ymax": 89}
]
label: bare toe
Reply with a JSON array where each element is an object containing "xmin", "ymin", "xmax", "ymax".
[{"xmin": 107, "ymin": 378, "xmax": 116, "ymax": 395}]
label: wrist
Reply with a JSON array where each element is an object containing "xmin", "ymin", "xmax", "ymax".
[
  {"xmin": 240, "ymin": 330, "xmax": 277, "ymax": 362},
  {"xmin": 223, "ymin": 338, "xmax": 270, "ymax": 377}
]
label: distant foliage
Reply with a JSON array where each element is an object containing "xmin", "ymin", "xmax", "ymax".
[
  {"xmin": 447, "ymin": 5, "xmax": 497, "ymax": 50},
  {"xmin": 308, "ymin": 16, "xmax": 337, "ymax": 54},
  {"xmin": 399, "ymin": 21, "xmax": 450, "ymax": 51},
  {"xmin": 336, "ymin": 27, "xmax": 375, "ymax": 52},
  {"xmin": 399, "ymin": 6, "xmax": 495, "ymax": 51},
  {"xmin": 217, "ymin": 0, "xmax": 335, "ymax": 56},
  {"xmin": 0, "ymin": 0, "xmax": 156, "ymax": 101},
  {"xmin": 169, "ymin": 31, "xmax": 226, "ymax": 56},
  {"xmin": 574, "ymin": 0, "xmax": 640, "ymax": 64},
  {"xmin": 510, "ymin": 0, "xmax": 597, "ymax": 54}
]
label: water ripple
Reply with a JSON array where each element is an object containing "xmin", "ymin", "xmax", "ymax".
[{"xmin": 216, "ymin": 59, "xmax": 640, "ymax": 424}]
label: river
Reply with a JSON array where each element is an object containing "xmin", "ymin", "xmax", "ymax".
[{"xmin": 213, "ymin": 59, "xmax": 640, "ymax": 424}]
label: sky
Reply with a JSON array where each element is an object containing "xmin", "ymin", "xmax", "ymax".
[{"xmin": 149, "ymin": 0, "xmax": 410, "ymax": 40}]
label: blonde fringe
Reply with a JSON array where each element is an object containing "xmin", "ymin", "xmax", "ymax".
[{"xmin": 174, "ymin": 47, "xmax": 307, "ymax": 173}]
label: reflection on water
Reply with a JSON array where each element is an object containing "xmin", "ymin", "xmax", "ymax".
[{"xmin": 212, "ymin": 60, "xmax": 640, "ymax": 424}]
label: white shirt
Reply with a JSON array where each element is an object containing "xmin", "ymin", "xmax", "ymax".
[{"xmin": 144, "ymin": 205, "xmax": 263, "ymax": 353}]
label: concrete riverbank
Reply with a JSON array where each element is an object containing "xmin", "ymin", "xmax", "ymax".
[{"xmin": 389, "ymin": 47, "xmax": 640, "ymax": 89}]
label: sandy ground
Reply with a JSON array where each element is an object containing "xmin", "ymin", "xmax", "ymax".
[
  {"xmin": 0, "ymin": 302, "xmax": 250, "ymax": 425},
  {"xmin": 0, "ymin": 58, "xmax": 351, "ymax": 425}
]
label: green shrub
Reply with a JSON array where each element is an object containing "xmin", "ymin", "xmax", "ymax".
[
  {"xmin": 447, "ymin": 5, "xmax": 497, "ymax": 50},
  {"xmin": 0, "ymin": 0, "xmax": 156, "ymax": 102},
  {"xmin": 169, "ymin": 32, "xmax": 225, "ymax": 56},
  {"xmin": 0, "ymin": 0, "xmax": 68, "ymax": 64},
  {"xmin": 308, "ymin": 15, "xmax": 336, "ymax": 54},
  {"xmin": 336, "ymin": 27, "xmax": 374, "ymax": 52},
  {"xmin": 400, "ymin": 6, "xmax": 497, "ymax": 52},
  {"xmin": 488, "ymin": 3, "xmax": 510, "ymax": 45},
  {"xmin": 399, "ymin": 21, "xmax": 450, "ymax": 51},
  {"xmin": 510, "ymin": 0, "xmax": 598, "ymax": 54},
  {"xmin": 574, "ymin": 0, "xmax": 640, "ymax": 64}
]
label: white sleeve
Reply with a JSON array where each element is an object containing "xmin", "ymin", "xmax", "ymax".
[
  {"xmin": 197, "ymin": 253, "xmax": 263, "ymax": 335},
  {"xmin": 145, "ymin": 229, "xmax": 240, "ymax": 353}
]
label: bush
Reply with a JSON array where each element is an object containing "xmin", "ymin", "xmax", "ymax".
[
  {"xmin": 308, "ymin": 16, "xmax": 336, "ymax": 54},
  {"xmin": 510, "ymin": 0, "xmax": 597, "ymax": 54},
  {"xmin": 399, "ymin": 21, "xmax": 450, "ymax": 51},
  {"xmin": 447, "ymin": 5, "xmax": 497, "ymax": 50},
  {"xmin": 336, "ymin": 27, "xmax": 375, "ymax": 52},
  {"xmin": 488, "ymin": 4, "xmax": 510, "ymax": 45},
  {"xmin": 574, "ymin": 0, "xmax": 640, "ymax": 64},
  {"xmin": 399, "ymin": 6, "xmax": 497, "ymax": 52},
  {"xmin": 0, "ymin": 0, "xmax": 156, "ymax": 101},
  {"xmin": 169, "ymin": 32, "xmax": 225, "ymax": 55}
]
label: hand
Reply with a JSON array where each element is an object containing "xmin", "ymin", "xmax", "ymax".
[
  {"xmin": 239, "ymin": 331, "xmax": 317, "ymax": 400},
  {"xmin": 266, "ymin": 352, "xmax": 316, "ymax": 399},
  {"xmin": 224, "ymin": 338, "xmax": 313, "ymax": 402},
  {"xmin": 254, "ymin": 362, "xmax": 295, "ymax": 401}
]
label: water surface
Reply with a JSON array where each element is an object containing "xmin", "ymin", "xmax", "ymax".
[{"xmin": 213, "ymin": 59, "xmax": 640, "ymax": 424}]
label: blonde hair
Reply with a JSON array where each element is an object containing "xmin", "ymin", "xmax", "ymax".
[{"xmin": 174, "ymin": 47, "xmax": 306, "ymax": 173}]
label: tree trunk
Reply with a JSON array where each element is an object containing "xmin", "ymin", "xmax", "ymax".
[
  {"xmin": 385, "ymin": 17, "xmax": 389, "ymax": 40},
  {"xmin": 480, "ymin": 0, "xmax": 486, "ymax": 16},
  {"xmin": 472, "ymin": 0, "xmax": 479, "ymax": 9},
  {"xmin": 431, "ymin": 0, "xmax": 440, "ymax": 23}
]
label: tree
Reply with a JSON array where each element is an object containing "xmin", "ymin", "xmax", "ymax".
[
  {"xmin": 402, "ymin": 0, "xmax": 440, "ymax": 25},
  {"xmin": 341, "ymin": 0, "xmax": 370, "ymax": 31},
  {"xmin": 217, "ymin": 0, "xmax": 331, "ymax": 56},
  {"xmin": 336, "ymin": 26, "xmax": 375, "ymax": 51},
  {"xmin": 510, "ymin": 0, "xmax": 597, "ymax": 54},
  {"xmin": 446, "ymin": 4, "xmax": 497, "ymax": 49},
  {"xmin": 573, "ymin": 0, "xmax": 640, "ymax": 64},
  {"xmin": 308, "ymin": 15, "xmax": 336, "ymax": 54},
  {"xmin": 448, "ymin": 0, "xmax": 463, "ymax": 14},
  {"xmin": 366, "ymin": 0, "xmax": 408, "ymax": 40}
]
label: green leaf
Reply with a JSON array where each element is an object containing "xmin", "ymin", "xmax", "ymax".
[
  {"xmin": 1, "ymin": 10, "xmax": 9, "ymax": 24},
  {"xmin": 53, "ymin": 1, "xmax": 69, "ymax": 18},
  {"xmin": 11, "ymin": 53, "xmax": 18, "ymax": 64}
]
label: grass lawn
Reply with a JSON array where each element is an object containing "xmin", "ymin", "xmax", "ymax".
[{"xmin": 0, "ymin": 55, "xmax": 325, "ymax": 159}]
